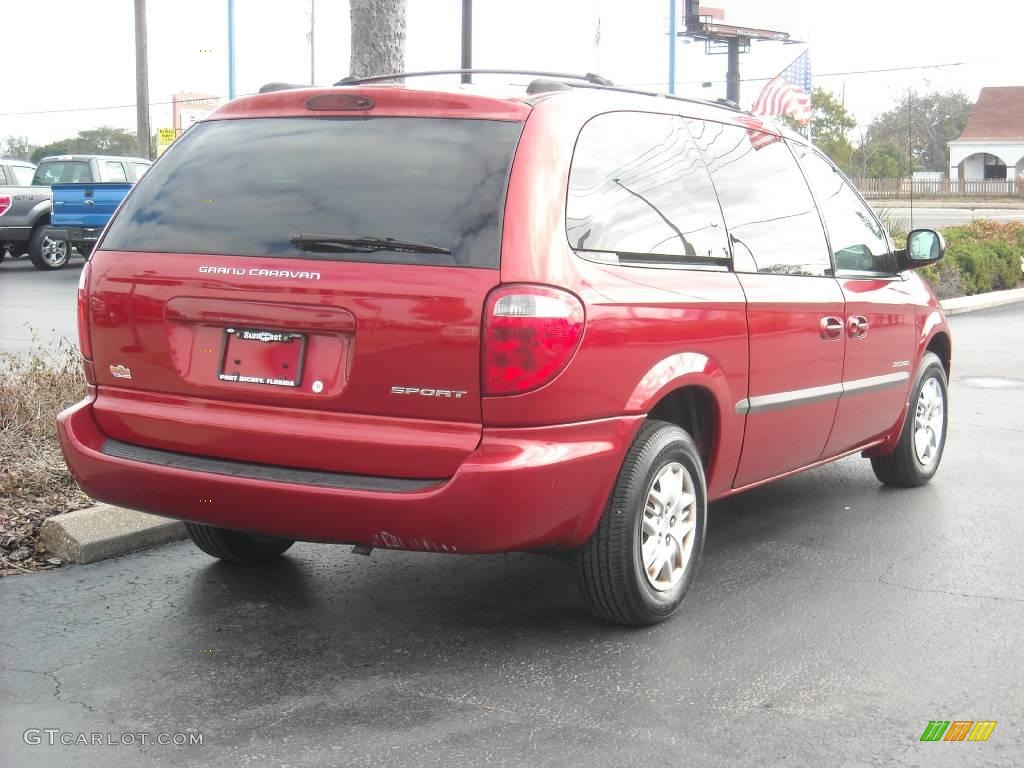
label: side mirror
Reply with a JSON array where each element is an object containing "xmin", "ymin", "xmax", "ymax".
[{"xmin": 897, "ymin": 229, "xmax": 945, "ymax": 270}]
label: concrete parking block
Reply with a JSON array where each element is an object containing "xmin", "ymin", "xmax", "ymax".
[
  {"xmin": 941, "ymin": 287, "xmax": 1024, "ymax": 315},
  {"xmin": 40, "ymin": 504, "xmax": 186, "ymax": 564}
]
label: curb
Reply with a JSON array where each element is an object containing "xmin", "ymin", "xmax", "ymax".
[
  {"xmin": 41, "ymin": 504, "xmax": 186, "ymax": 565},
  {"xmin": 941, "ymin": 287, "xmax": 1024, "ymax": 316}
]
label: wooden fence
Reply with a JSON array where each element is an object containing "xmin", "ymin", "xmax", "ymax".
[{"xmin": 852, "ymin": 177, "xmax": 1022, "ymax": 200}]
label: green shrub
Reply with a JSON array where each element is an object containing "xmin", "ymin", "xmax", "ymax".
[{"xmin": 919, "ymin": 221, "xmax": 1024, "ymax": 298}]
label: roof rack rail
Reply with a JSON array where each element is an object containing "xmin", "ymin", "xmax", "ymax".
[
  {"xmin": 333, "ymin": 69, "xmax": 613, "ymax": 87},
  {"xmin": 564, "ymin": 81, "xmax": 749, "ymax": 114},
  {"xmin": 258, "ymin": 82, "xmax": 308, "ymax": 94}
]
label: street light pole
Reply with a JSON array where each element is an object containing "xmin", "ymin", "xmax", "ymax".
[
  {"xmin": 310, "ymin": 0, "xmax": 316, "ymax": 85},
  {"xmin": 228, "ymin": 0, "xmax": 237, "ymax": 99},
  {"xmin": 133, "ymin": 0, "xmax": 151, "ymax": 159},
  {"xmin": 461, "ymin": 0, "xmax": 472, "ymax": 83},
  {"xmin": 668, "ymin": 0, "xmax": 677, "ymax": 94}
]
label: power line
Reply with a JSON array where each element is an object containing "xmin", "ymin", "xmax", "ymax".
[
  {"xmin": 0, "ymin": 95, "xmax": 230, "ymax": 118},
  {"xmin": 622, "ymin": 60, "xmax": 969, "ymax": 88},
  {"xmin": 0, "ymin": 60, "xmax": 971, "ymax": 118}
]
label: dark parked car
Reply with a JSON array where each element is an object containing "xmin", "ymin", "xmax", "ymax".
[{"xmin": 58, "ymin": 74, "xmax": 951, "ymax": 626}]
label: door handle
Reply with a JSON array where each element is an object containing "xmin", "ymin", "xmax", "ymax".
[
  {"xmin": 848, "ymin": 315, "xmax": 869, "ymax": 338},
  {"xmin": 83, "ymin": 199, "xmax": 95, "ymax": 206},
  {"xmin": 819, "ymin": 316, "xmax": 843, "ymax": 340}
]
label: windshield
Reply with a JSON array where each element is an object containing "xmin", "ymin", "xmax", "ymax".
[{"xmin": 101, "ymin": 116, "xmax": 523, "ymax": 268}]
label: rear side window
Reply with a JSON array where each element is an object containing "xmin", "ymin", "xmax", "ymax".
[
  {"xmin": 11, "ymin": 165, "xmax": 36, "ymax": 185},
  {"xmin": 102, "ymin": 117, "xmax": 523, "ymax": 268},
  {"xmin": 686, "ymin": 120, "xmax": 831, "ymax": 277},
  {"xmin": 566, "ymin": 111, "xmax": 729, "ymax": 266},
  {"xmin": 104, "ymin": 160, "xmax": 128, "ymax": 182},
  {"xmin": 33, "ymin": 161, "xmax": 92, "ymax": 185}
]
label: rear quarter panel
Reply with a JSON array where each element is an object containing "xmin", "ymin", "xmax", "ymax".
[{"xmin": 491, "ymin": 96, "xmax": 751, "ymax": 499}]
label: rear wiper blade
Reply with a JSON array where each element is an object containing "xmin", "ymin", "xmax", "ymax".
[{"xmin": 289, "ymin": 233, "xmax": 451, "ymax": 255}]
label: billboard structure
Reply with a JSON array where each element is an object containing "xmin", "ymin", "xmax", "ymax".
[{"xmin": 677, "ymin": 1, "xmax": 797, "ymax": 104}]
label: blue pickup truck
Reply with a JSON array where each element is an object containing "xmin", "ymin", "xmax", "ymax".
[{"xmin": 31, "ymin": 155, "xmax": 150, "ymax": 270}]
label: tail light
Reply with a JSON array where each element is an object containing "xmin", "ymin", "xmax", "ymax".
[
  {"xmin": 77, "ymin": 261, "xmax": 95, "ymax": 383},
  {"xmin": 0, "ymin": 194, "xmax": 12, "ymax": 216},
  {"xmin": 483, "ymin": 285, "xmax": 584, "ymax": 396}
]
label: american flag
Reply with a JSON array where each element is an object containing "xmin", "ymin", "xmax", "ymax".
[{"xmin": 751, "ymin": 50, "xmax": 812, "ymax": 125}]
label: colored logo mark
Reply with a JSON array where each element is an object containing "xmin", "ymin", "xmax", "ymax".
[{"xmin": 920, "ymin": 720, "xmax": 997, "ymax": 742}]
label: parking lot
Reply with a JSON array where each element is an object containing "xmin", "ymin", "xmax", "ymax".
[
  {"xmin": 1, "ymin": 268, "xmax": 1021, "ymax": 766},
  {"xmin": 0, "ymin": 256, "xmax": 82, "ymax": 355}
]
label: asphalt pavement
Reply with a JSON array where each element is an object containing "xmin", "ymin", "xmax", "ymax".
[
  {"xmin": 1, "ymin": 301, "xmax": 1022, "ymax": 766},
  {"xmin": 0, "ymin": 256, "xmax": 82, "ymax": 355},
  {"xmin": 869, "ymin": 205, "xmax": 1024, "ymax": 230}
]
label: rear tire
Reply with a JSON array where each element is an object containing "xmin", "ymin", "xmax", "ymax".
[
  {"xmin": 870, "ymin": 351, "xmax": 948, "ymax": 487},
  {"xmin": 29, "ymin": 227, "xmax": 71, "ymax": 270},
  {"xmin": 576, "ymin": 420, "xmax": 707, "ymax": 626},
  {"xmin": 185, "ymin": 522, "xmax": 294, "ymax": 564}
]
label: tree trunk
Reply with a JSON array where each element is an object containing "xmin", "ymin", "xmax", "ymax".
[{"xmin": 349, "ymin": 0, "xmax": 407, "ymax": 79}]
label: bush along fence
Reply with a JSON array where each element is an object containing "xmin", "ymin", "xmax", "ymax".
[
  {"xmin": 920, "ymin": 221, "xmax": 1024, "ymax": 299},
  {"xmin": 854, "ymin": 177, "xmax": 1022, "ymax": 200}
]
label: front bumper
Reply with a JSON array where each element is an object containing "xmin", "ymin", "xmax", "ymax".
[{"xmin": 58, "ymin": 394, "xmax": 641, "ymax": 553}]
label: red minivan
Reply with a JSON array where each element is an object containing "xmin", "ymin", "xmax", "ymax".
[{"xmin": 58, "ymin": 74, "xmax": 951, "ymax": 625}]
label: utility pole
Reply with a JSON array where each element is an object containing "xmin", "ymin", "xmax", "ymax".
[
  {"xmin": 227, "ymin": 0, "xmax": 236, "ymax": 99},
  {"xmin": 133, "ymin": 0, "xmax": 151, "ymax": 159},
  {"xmin": 310, "ymin": 0, "xmax": 316, "ymax": 85},
  {"xmin": 461, "ymin": 0, "xmax": 472, "ymax": 83}
]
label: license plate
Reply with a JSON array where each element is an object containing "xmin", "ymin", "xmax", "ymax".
[{"xmin": 218, "ymin": 328, "xmax": 306, "ymax": 387}]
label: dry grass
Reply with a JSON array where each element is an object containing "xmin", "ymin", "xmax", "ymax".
[{"xmin": 0, "ymin": 339, "xmax": 92, "ymax": 574}]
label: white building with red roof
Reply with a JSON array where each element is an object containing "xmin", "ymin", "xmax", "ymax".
[{"xmin": 948, "ymin": 86, "xmax": 1024, "ymax": 181}]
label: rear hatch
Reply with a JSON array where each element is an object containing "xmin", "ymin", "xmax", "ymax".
[{"xmin": 87, "ymin": 88, "xmax": 527, "ymax": 479}]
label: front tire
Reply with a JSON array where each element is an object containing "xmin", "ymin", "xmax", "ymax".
[
  {"xmin": 185, "ymin": 522, "xmax": 294, "ymax": 564},
  {"xmin": 870, "ymin": 351, "xmax": 948, "ymax": 487},
  {"xmin": 29, "ymin": 227, "xmax": 71, "ymax": 270},
  {"xmin": 576, "ymin": 420, "xmax": 707, "ymax": 626}
]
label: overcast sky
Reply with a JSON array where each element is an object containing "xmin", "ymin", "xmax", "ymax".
[{"xmin": 2, "ymin": 0, "xmax": 1020, "ymax": 148}]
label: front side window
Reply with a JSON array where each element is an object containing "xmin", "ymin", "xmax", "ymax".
[
  {"xmin": 566, "ymin": 111, "xmax": 729, "ymax": 266},
  {"xmin": 685, "ymin": 119, "xmax": 831, "ymax": 277},
  {"xmin": 32, "ymin": 160, "xmax": 92, "ymax": 185},
  {"xmin": 792, "ymin": 145, "xmax": 896, "ymax": 275},
  {"xmin": 130, "ymin": 162, "xmax": 150, "ymax": 179},
  {"xmin": 104, "ymin": 161, "xmax": 129, "ymax": 182}
]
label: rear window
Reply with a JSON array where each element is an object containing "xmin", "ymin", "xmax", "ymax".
[
  {"xmin": 102, "ymin": 117, "xmax": 523, "ymax": 268},
  {"xmin": 33, "ymin": 160, "xmax": 92, "ymax": 185}
]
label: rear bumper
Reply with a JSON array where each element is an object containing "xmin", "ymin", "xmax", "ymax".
[
  {"xmin": 58, "ymin": 394, "xmax": 641, "ymax": 553},
  {"xmin": 48, "ymin": 226, "xmax": 101, "ymax": 244}
]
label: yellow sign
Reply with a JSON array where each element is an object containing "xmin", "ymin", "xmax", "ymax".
[{"xmin": 156, "ymin": 128, "xmax": 177, "ymax": 157}]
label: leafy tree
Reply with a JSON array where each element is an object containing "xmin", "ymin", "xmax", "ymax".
[
  {"xmin": 851, "ymin": 140, "xmax": 904, "ymax": 179},
  {"xmin": 857, "ymin": 90, "xmax": 972, "ymax": 175},
  {"xmin": 1, "ymin": 135, "xmax": 34, "ymax": 161},
  {"xmin": 29, "ymin": 126, "xmax": 138, "ymax": 164}
]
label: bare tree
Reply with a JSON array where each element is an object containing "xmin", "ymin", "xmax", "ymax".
[{"xmin": 349, "ymin": 0, "xmax": 407, "ymax": 78}]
